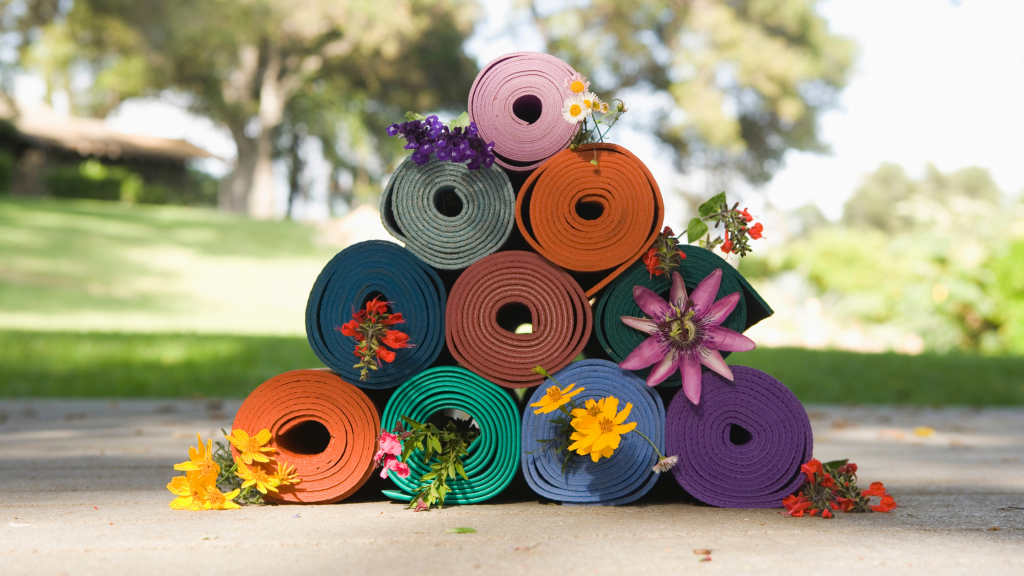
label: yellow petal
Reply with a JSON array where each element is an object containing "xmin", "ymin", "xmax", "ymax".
[
  {"xmin": 592, "ymin": 433, "xmax": 610, "ymax": 452},
  {"xmin": 617, "ymin": 422, "xmax": 637, "ymax": 433},
  {"xmin": 222, "ymin": 501, "xmax": 241, "ymax": 510},
  {"xmin": 602, "ymin": 397, "xmax": 619, "ymax": 418},
  {"xmin": 563, "ymin": 383, "xmax": 575, "ymax": 393},
  {"xmin": 613, "ymin": 402, "xmax": 633, "ymax": 424},
  {"xmin": 590, "ymin": 451, "xmax": 602, "ymax": 462},
  {"xmin": 224, "ymin": 489, "xmax": 240, "ymax": 500},
  {"xmin": 255, "ymin": 429, "xmax": 272, "ymax": 445},
  {"xmin": 173, "ymin": 461, "xmax": 199, "ymax": 472},
  {"xmin": 607, "ymin": 434, "xmax": 621, "ymax": 450}
]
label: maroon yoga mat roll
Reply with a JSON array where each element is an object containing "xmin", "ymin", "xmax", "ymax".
[
  {"xmin": 665, "ymin": 366, "xmax": 813, "ymax": 508},
  {"xmin": 445, "ymin": 251, "xmax": 592, "ymax": 388},
  {"xmin": 468, "ymin": 52, "xmax": 580, "ymax": 172}
]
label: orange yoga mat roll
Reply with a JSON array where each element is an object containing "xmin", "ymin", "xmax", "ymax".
[
  {"xmin": 515, "ymin": 143, "xmax": 665, "ymax": 297},
  {"xmin": 231, "ymin": 369, "xmax": 380, "ymax": 504}
]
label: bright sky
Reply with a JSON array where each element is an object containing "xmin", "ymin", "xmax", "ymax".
[{"xmin": 14, "ymin": 0, "xmax": 1024, "ymax": 221}]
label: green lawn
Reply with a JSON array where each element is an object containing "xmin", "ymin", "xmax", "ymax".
[
  {"xmin": 0, "ymin": 197, "xmax": 337, "ymax": 335},
  {"xmin": 2, "ymin": 331, "xmax": 1021, "ymax": 404}
]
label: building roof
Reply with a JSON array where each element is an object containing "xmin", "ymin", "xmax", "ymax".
[{"xmin": 0, "ymin": 99, "xmax": 215, "ymax": 161}]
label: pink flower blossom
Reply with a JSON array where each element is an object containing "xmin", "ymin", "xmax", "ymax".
[
  {"xmin": 618, "ymin": 269, "xmax": 755, "ymax": 404},
  {"xmin": 374, "ymin": 430, "xmax": 403, "ymax": 465},
  {"xmin": 379, "ymin": 454, "xmax": 411, "ymax": 479}
]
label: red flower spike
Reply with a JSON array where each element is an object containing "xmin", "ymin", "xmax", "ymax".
[
  {"xmin": 662, "ymin": 226, "xmax": 675, "ymax": 237},
  {"xmin": 642, "ymin": 247, "xmax": 661, "ymax": 277},
  {"xmin": 821, "ymin": 508, "xmax": 834, "ymax": 519},
  {"xmin": 677, "ymin": 250, "xmax": 687, "ymax": 260},
  {"xmin": 871, "ymin": 495, "xmax": 898, "ymax": 513},
  {"xmin": 821, "ymin": 474, "xmax": 836, "ymax": 489},
  {"xmin": 720, "ymin": 230, "xmax": 733, "ymax": 254},
  {"xmin": 838, "ymin": 463, "xmax": 858, "ymax": 475},
  {"xmin": 377, "ymin": 348, "xmax": 396, "ymax": 363},
  {"xmin": 338, "ymin": 320, "xmax": 363, "ymax": 340},
  {"xmin": 738, "ymin": 208, "xmax": 753, "ymax": 222},
  {"xmin": 382, "ymin": 312, "xmax": 404, "ymax": 326},
  {"xmin": 748, "ymin": 222, "xmax": 764, "ymax": 240}
]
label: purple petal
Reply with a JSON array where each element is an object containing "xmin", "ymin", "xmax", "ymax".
[
  {"xmin": 703, "ymin": 292, "xmax": 740, "ymax": 326},
  {"xmin": 704, "ymin": 325, "xmax": 756, "ymax": 352},
  {"xmin": 680, "ymin": 353, "xmax": 702, "ymax": 404},
  {"xmin": 633, "ymin": 286, "xmax": 671, "ymax": 320},
  {"xmin": 700, "ymin": 348, "xmax": 734, "ymax": 381},
  {"xmin": 690, "ymin": 268, "xmax": 723, "ymax": 315},
  {"xmin": 646, "ymin": 352, "xmax": 678, "ymax": 386},
  {"xmin": 620, "ymin": 336, "xmax": 667, "ymax": 370},
  {"xmin": 620, "ymin": 316, "xmax": 657, "ymax": 334},
  {"xmin": 670, "ymin": 271, "xmax": 688, "ymax": 309}
]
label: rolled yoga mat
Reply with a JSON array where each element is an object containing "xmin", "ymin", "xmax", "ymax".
[
  {"xmin": 380, "ymin": 366, "xmax": 521, "ymax": 505},
  {"xmin": 446, "ymin": 250, "xmax": 592, "ymax": 389},
  {"xmin": 467, "ymin": 51, "xmax": 580, "ymax": 172},
  {"xmin": 231, "ymin": 369, "xmax": 380, "ymax": 504},
  {"xmin": 521, "ymin": 359, "xmax": 665, "ymax": 505},
  {"xmin": 380, "ymin": 155, "xmax": 516, "ymax": 270},
  {"xmin": 594, "ymin": 244, "xmax": 767, "ymax": 386},
  {"xmin": 515, "ymin": 143, "xmax": 665, "ymax": 297},
  {"xmin": 305, "ymin": 240, "xmax": 446, "ymax": 390},
  {"xmin": 665, "ymin": 366, "xmax": 813, "ymax": 508}
]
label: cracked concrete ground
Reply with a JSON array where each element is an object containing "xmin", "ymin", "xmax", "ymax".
[{"xmin": 1, "ymin": 399, "xmax": 1022, "ymax": 576}]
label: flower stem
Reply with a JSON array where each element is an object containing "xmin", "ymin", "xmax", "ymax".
[{"xmin": 632, "ymin": 429, "xmax": 665, "ymax": 461}]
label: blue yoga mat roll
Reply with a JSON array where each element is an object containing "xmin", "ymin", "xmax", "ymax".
[
  {"xmin": 305, "ymin": 240, "xmax": 446, "ymax": 390},
  {"xmin": 521, "ymin": 359, "xmax": 665, "ymax": 505}
]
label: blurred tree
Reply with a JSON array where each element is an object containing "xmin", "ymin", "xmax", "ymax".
[
  {"xmin": 745, "ymin": 163, "xmax": 1016, "ymax": 353},
  {"xmin": 2, "ymin": 0, "xmax": 478, "ymax": 218},
  {"xmin": 522, "ymin": 0, "xmax": 855, "ymax": 186}
]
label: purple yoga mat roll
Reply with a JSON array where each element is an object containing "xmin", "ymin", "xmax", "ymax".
[
  {"xmin": 665, "ymin": 366, "xmax": 812, "ymax": 508},
  {"xmin": 468, "ymin": 52, "xmax": 580, "ymax": 172}
]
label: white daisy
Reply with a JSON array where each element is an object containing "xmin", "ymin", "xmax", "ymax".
[
  {"xmin": 564, "ymin": 72, "xmax": 590, "ymax": 95},
  {"xmin": 581, "ymin": 91, "xmax": 599, "ymax": 111},
  {"xmin": 561, "ymin": 95, "xmax": 591, "ymax": 124},
  {"xmin": 652, "ymin": 455, "xmax": 679, "ymax": 474}
]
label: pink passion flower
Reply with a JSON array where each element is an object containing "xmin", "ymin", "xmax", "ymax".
[{"xmin": 618, "ymin": 268, "xmax": 755, "ymax": 404}]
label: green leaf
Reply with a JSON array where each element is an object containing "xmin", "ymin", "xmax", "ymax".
[
  {"xmin": 404, "ymin": 111, "xmax": 427, "ymax": 121},
  {"xmin": 448, "ymin": 461, "xmax": 456, "ymax": 478},
  {"xmin": 697, "ymin": 192, "xmax": 727, "ymax": 218},
  {"xmin": 686, "ymin": 218, "xmax": 709, "ymax": 244},
  {"xmin": 449, "ymin": 111, "xmax": 470, "ymax": 128},
  {"xmin": 455, "ymin": 459, "xmax": 468, "ymax": 481},
  {"xmin": 823, "ymin": 459, "xmax": 849, "ymax": 473},
  {"xmin": 445, "ymin": 527, "xmax": 477, "ymax": 534},
  {"xmin": 429, "ymin": 436, "xmax": 442, "ymax": 453}
]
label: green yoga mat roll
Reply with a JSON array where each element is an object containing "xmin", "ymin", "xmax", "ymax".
[
  {"xmin": 594, "ymin": 245, "xmax": 772, "ymax": 386},
  {"xmin": 380, "ymin": 155, "xmax": 516, "ymax": 270},
  {"xmin": 380, "ymin": 367, "xmax": 521, "ymax": 505}
]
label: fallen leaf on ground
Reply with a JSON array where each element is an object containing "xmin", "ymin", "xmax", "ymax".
[
  {"xmin": 446, "ymin": 527, "xmax": 477, "ymax": 534},
  {"xmin": 693, "ymin": 549, "xmax": 712, "ymax": 555},
  {"xmin": 989, "ymin": 526, "xmax": 1000, "ymax": 531},
  {"xmin": 913, "ymin": 426, "xmax": 935, "ymax": 437}
]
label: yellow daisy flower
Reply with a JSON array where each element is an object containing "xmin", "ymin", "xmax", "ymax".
[
  {"xmin": 569, "ymin": 429, "xmax": 615, "ymax": 462},
  {"xmin": 568, "ymin": 396, "xmax": 637, "ymax": 458},
  {"xmin": 204, "ymin": 486, "xmax": 241, "ymax": 510},
  {"xmin": 235, "ymin": 459, "xmax": 280, "ymax": 494},
  {"xmin": 226, "ymin": 428, "xmax": 275, "ymax": 464},
  {"xmin": 561, "ymin": 96, "xmax": 591, "ymax": 124},
  {"xmin": 564, "ymin": 72, "xmax": 590, "ymax": 94},
  {"xmin": 173, "ymin": 433, "xmax": 220, "ymax": 480},
  {"xmin": 167, "ymin": 470, "xmax": 213, "ymax": 511},
  {"xmin": 530, "ymin": 382, "xmax": 584, "ymax": 414},
  {"xmin": 271, "ymin": 460, "xmax": 301, "ymax": 487},
  {"xmin": 570, "ymin": 398, "xmax": 604, "ymax": 421}
]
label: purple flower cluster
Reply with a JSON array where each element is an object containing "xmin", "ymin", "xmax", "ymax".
[{"xmin": 387, "ymin": 115, "xmax": 496, "ymax": 170}]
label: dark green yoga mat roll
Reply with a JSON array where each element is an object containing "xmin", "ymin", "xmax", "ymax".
[
  {"xmin": 380, "ymin": 366, "xmax": 521, "ymax": 505},
  {"xmin": 381, "ymin": 155, "xmax": 516, "ymax": 270},
  {"xmin": 594, "ymin": 245, "xmax": 772, "ymax": 386}
]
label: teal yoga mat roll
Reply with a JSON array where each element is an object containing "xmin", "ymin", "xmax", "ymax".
[
  {"xmin": 594, "ymin": 245, "xmax": 771, "ymax": 386},
  {"xmin": 380, "ymin": 366, "xmax": 521, "ymax": 505},
  {"xmin": 305, "ymin": 240, "xmax": 446, "ymax": 390},
  {"xmin": 381, "ymin": 155, "xmax": 516, "ymax": 270}
]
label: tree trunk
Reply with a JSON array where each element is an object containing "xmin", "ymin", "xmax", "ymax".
[{"xmin": 220, "ymin": 123, "xmax": 256, "ymax": 213}]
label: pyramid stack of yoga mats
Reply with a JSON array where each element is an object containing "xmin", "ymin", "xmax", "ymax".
[{"xmin": 231, "ymin": 51, "xmax": 815, "ymax": 509}]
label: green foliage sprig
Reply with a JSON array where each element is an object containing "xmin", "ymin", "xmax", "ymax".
[
  {"xmin": 524, "ymin": 366, "xmax": 579, "ymax": 475},
  {"xmin": 210, "ymin": 432, "xmax": 264, "ymax": 506},
  {"xmin": 569, "ymin": 101, "xmax": 628, "ymax": 166},
  {"xmin": 686, "ymin": 192, "xmax": 763, "ymax": 257},
  {"xmin": 398, "ymin": 415, "xmax": 479, "ymax": 510}
]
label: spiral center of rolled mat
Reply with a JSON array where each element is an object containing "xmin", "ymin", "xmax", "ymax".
[
  {"xmin": 512, "ymin": 94, "xmax": 542, "ymax": 124},
  {"xmin": 729, "ymin": 423, "xmax": 753, "ymax": 446},
  {"xmin": 495, "ymin": 302, "xmax": 533, "ymax": 334},
  {"xmin": 277, "ymin": 420, "xmax": 332, "ymax": 455},
  {"xmin": 575, "ymin": 198, "xmax": 604, "ymax": 220},
  {"xmin": 432, "ymin": 186, "xmax": 463, "ymax": 217},
  {"xmin": 362, "ymin": 290, "xmax": 387, "ymax": 309}
]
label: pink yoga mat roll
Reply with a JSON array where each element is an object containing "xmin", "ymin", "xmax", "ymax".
[{"xmin": 468, "ymin": 52, "xmax": 580, "ymax": 172}]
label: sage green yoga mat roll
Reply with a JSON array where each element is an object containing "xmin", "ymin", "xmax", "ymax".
[
  {"xmin": 594, "ymin": 245, "xmax": 772, "ymax": 386},
  {"xmin": 380, "ymin": 366, "xmax": 521, "ymax": 505},
  {"xmin": 381, "ymin": 155, "xmax": 516, "ymax": 270}
]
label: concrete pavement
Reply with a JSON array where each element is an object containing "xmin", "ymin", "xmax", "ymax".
[{"xmin": 1, "ymin": 399, "xmax": 1022, "ymax": 575}]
